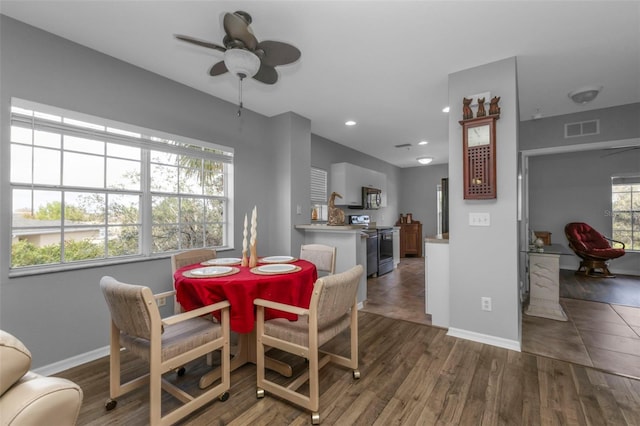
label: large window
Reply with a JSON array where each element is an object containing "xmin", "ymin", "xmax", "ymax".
[
  {"xmin": 611, "ymin": 175, "xmax": 640, "ymax": 251},
  {"xmin": 9, "ymin": 99, "xmax": 234, "ymax": 272}
]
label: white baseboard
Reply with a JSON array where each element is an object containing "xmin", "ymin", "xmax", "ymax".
[
  {"xmin": 357, "ymin": 301, "xmax": 364, "ymax": 310},
  {"xmin": 33, "ymin": 345, "xmax": 110, "ymax": 376},
  {"xmin": 447, "ymin": 327, "xmax": 521, "ymax": 352}
]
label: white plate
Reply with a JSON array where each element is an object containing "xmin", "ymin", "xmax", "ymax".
[
  {"xmin": 261, "ymin": 256, "xmax": 295, "ymax": 263},
  {"xmin": 190, "ymin": 266, "xmax": 233, "ymax": 276},
  {"xmin": 257, "ymin": 264, "xmax": 297, "ymax": 273},
  {"xmin": 202, "ymin": 257, "xmax": 241, "ymax": 265}
]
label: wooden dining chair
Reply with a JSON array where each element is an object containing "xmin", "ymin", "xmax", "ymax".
[
  {"xmin": 100, "ymin": 276, "xmax": 230, "ymax": 426},
  {"xmin": 300, "ymin": 244, "xmax": 336, "ymax": 276},
  {"xmin": 171, "ymin": 248, "xmax": 217, "ymax": 314},
  {"xmin": 254, "ymin": 264, "xmax": 363, "ymax": 424}
]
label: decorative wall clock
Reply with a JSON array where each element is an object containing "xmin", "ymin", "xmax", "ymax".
[{"xmin": 459, "ymin": 115, "xmax": 499, "ymax": 199}]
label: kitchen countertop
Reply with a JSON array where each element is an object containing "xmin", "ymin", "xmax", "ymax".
[
  {"xmin": 295, "ymin": 224, "xmax": 367, "ymax": 231},
  {"xmin": 425, "ymin": 234, "xmax": 449, "ymax": 244}
]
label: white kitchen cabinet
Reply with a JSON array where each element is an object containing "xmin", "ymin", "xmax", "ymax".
[
  {"xmin": 330, "ymin": 162, "xmax": 386, "ymax": 207},
  {"xmin": 330, "ymin": 163, "xmax": 362, "ymax": 206}
]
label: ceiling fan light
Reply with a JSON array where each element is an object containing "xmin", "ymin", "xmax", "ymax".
[
  {"xmin": 417, "ymin": 157, "xmax": 433, "ymax": 165},
  {"xmin": 568, "ymin": 86, "xmax": 602, "ymax": 104},
  {"xmin": 224, "ymin": 49, "xmax": 260, "ymax": 78}
]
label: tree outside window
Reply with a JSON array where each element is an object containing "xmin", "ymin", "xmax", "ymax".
[{"xmin": 611, "ymin": 175, "xmax": 640, "ymax": 251}]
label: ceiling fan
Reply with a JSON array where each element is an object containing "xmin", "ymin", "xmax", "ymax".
[{"xmin": 174, "ymin": 11, "xmax": 301, "ymax": 85}]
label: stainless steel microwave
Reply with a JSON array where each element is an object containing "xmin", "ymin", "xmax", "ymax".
[{"xmin": 363, "ymin": 187, "xmax": 382, "ymax": 210}]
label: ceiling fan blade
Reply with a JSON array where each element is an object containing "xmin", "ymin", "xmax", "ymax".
[
  {"xmin": 209, "ymin": 61, "xmax": 228, "ymax": 76},
  {"xmin": 253, "ymin": 63, "xmax": 278, "ymax": 85},
  {"xmin": 257, "ymin": 41, "xmax": 301, "ymax": 67},
  {"xmin": 174, "ymin": 34, "xmax": 226, "ymax": 53},
  {"xmin": 223, "ymin": 12, "xmax": 258, "ymax": 50}
]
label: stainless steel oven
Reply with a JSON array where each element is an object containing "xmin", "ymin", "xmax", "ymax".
[
  {"xmin": 377, "ymin": 228, "xmax": 394, "ymax": 276},
  {"xmin": 349, "ymin": 215, "xmax": 394, "ymax": 277}
]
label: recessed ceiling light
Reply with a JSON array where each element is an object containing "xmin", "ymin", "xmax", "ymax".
[
  {"xmin": 442, "ymin": 106, "xmax": 450, "ymax": 113},
  {"xmin": 345, "ymin": 120, "xmax": 356, "ymax": 126},
  {"xmin": 417, "ymin": 157, "xmax": 433, "ymax": 165},
  {"xmin": 418, "ymin": 140, "xmax": 428, "ymax": 145}
]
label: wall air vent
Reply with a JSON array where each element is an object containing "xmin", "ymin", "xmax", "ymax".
[
  {"xmin": 394, "ymin": 143, "xmax": 412, "ymax": 149},
  {"xmin": 564, "ymin": 119, "xmax": 600, "ymax": 138}
]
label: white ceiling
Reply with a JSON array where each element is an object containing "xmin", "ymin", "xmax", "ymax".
[{"xmin": 2, "ymin": 1, "xmax": 639, "ymax": 168}]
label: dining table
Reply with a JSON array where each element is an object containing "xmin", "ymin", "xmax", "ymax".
[{"xmin": 173, "ymin": 257, "xmax": 318, "ymax": 388}]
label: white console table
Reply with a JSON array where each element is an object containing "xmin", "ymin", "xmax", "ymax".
[{"xmin": 524, "ymin": 244, "xmax": 570, "ymax": 321}]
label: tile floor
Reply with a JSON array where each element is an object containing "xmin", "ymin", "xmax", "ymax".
[{"xmin": 522, "ymin": 298, "xmax": 640, "ymax": 379}]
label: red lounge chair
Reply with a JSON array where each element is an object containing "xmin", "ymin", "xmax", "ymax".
[{"xmin": 564, "ymin": 222, "xmax": 625, "ymax": 277}]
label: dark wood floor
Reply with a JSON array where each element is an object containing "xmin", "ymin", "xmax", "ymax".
[
  {"xmin": 57, "ymin": 258, "xmax": 640, "ymax": 425},
  {"xmin": 360, "ymin": 257, "xmax": 431, "ymax": 326},
  {"xmin": 58, "ymin": 311, "xmax": 640, "ymax": 425}
]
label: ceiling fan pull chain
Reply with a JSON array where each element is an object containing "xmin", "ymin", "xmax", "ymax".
[{"xmin": 237, "ymin": 76, "xmax": 244, "ymax": 117}]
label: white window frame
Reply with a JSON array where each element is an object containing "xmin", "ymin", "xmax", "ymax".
[
  {"xmin": 9, "ymin": 98, "xmax": 234, "ymax": 275},
  {"xmin": 611, "ymin": 174, "xmax": 640, "ymax": 252}
]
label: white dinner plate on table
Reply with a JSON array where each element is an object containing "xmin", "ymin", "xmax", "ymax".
[
  {"xmin": 189, "ymin": 266, "xmax": 233, "ymax": 277},
  {"xmin": 261, "ymin": 256, "xmax": 296, "ymax": 263},
  {"xmin": 256, "ymin": 264, "xmax": 297, "ymax": 273},
  {"xmin": 201, "ymin": 257, "xmax": 241, "ymax": 266}
]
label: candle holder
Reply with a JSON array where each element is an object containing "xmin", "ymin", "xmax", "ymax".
[{"xmin": 249, "ymin": 241, "xmax": 258, "ymax": 267}]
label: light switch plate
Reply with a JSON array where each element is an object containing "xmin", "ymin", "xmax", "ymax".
[{"xmin": 469, "ymin": 212, "xmax": 491, "ymax": 227}]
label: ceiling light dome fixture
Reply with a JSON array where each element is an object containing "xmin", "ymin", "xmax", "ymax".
[
  {"xmin": 224, "ymin": 49, "xmax": 260, "ymax": 79},
  {"xmin": 568, "ymin": 86, "xmax": 602, "ymax": 105},
  {"xmin": 417, "ymin": 157, "xmax": 433, "ymax": 165},
  {"xmin": 224, "ymin": 49, "xmax": 261, "ymax": 117}
]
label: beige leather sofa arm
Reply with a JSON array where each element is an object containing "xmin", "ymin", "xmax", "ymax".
[{"xmin": 0, "ymin": 330, "xmax": 83, "ymax": 426}]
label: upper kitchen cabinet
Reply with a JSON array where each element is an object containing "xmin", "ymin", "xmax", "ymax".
[{"xmin": 330, "ymin": 162, "xmax": 387, "ymax": 208}]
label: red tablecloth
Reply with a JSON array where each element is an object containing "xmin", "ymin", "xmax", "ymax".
[{"xmin": 174, "ymin": 260, "xmax": 317, "ymax": 333}]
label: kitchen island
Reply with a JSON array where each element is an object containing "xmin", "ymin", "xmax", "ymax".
[{"xmin": 295, "ymin": 224, "xmax": 368, "ymax": 307}]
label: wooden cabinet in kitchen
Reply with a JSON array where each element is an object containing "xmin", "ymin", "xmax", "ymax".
[{"xmin": 398, "ymin": 222, "xmax": 422, "ymax": 257}]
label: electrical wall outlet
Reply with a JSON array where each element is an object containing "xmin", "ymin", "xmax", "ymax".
[
  {"xmin": 157, "ymin": 297, "xmax": 166, "ymax": 307},
  {"xmin": 481, "ymin": 297, "xmax": 492, "ymax": 311}
]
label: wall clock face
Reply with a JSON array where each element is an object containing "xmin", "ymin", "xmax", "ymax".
[{"xmin": 467, "ymin": 124, "xmax": 490, "ymax": 147}]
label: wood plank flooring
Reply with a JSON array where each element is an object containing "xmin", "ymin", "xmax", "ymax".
[
  {"xmin": 57, "ymin": 259, "xmax": 640, "ymax": 425},
  {"xmin": 57, "ymin": 312, "xmax": 640, "ymax": 425},
  {"xmin": 360, "ymin": 258, "xmax": 431, "ymax": 326}
]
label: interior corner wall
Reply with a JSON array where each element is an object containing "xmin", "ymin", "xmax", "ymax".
[
  {"xmin": 0, "ymin": 16, "xmax": 292, "ymax": 368},
  {"xmin": 268, "ymin": 112, "xmax": 311, "ymax": 256},
  {"xmin": 447, "ymin": 57, "xmax": 520, "ymax": 345}
]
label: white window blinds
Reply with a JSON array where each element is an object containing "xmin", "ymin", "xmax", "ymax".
[{"xmin": 311, "ymin": 168, "xmax": 328, "ymax": 203}]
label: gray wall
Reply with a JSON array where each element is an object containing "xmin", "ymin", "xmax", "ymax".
[
  {"xmin": 448, "ymin": 57, "xmax": 520, "ymax": 346},
  {"xmin": 0, "ymin": 16, "xmax": 309, "ymax": 367},
  {"xmin": 529, "ymin": 148, "xmax": 640, "ymax": 275},
  {"xmin": 520, "ymin": 103, "xmax": 640, "ymax": 151},
  {"xmin": 399, "ymin": 164, "xmax": 449, "ymax": 237}
]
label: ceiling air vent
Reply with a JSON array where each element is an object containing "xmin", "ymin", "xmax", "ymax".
[
  {"xmin": 564, "ymin": 119, "xmax": 600, "ymax": 138},
  {"xmin": 394, "ymin": 143, "xmax": 412, "ymax": 149}
]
